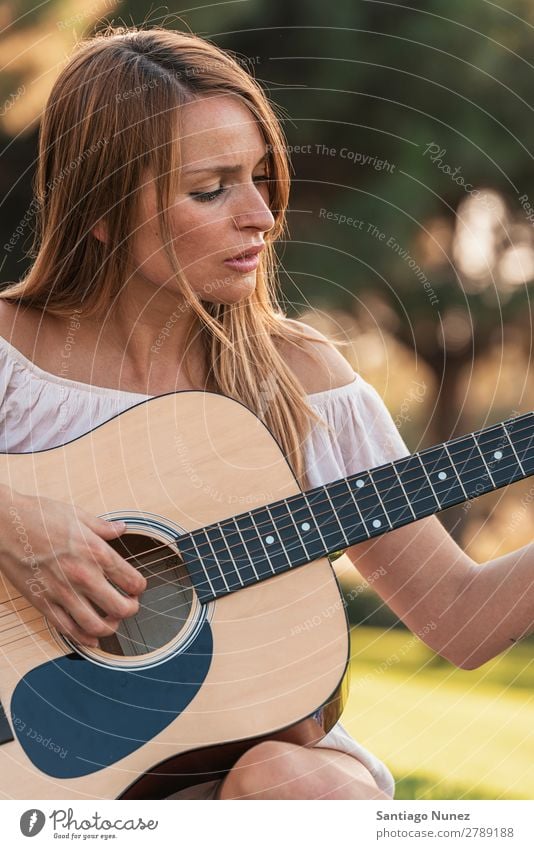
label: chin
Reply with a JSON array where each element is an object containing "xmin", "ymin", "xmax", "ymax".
[{"xmin": 202, "ymin": 275, "xmax": 257, "ymax": 304}]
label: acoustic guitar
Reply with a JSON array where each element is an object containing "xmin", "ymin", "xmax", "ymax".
[{"xmin": 0, "ymin": 390, "xmax": 532, "ymax": 799}]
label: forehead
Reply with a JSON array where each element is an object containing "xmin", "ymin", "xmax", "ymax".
[{"xmin": 178, "ymin": 94, "xmax": 266, "ymax": 165}]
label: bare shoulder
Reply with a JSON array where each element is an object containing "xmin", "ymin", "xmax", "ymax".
[
  {"xmin": 0, "ymin": 300, "xmax": 52, "ymax": 357},
  {"xmin": 0, "ymin": 300, "xmax": 25, "ymax": 343},
  {"xmin": 274, "ymin": 318, "xmax": 355, "ymax": 395}
]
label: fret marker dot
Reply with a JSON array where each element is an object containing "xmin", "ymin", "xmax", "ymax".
[
  {"xmin": 372, "ymin": 519, "xmax": 382, "ymax": 528},
  {"xmin": 356, "ymin": 479, "xmax": 365, "ymax": 488},
  {"xmin": 493, "ymin": 450, "xmax": 503, "ymax": 460},
  {"xmin": 301, "ymin": 522, "xmax": 311, "ymax": 532},
  {"xmin": 438, "ymin": 471, "xmax": 447, "ymax": 480},
  {"xmin": 265, "ymin": 535, "xmax": 275, "ymax": 545}
]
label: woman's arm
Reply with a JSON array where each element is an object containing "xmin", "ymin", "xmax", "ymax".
[
  {"xmin": 282, "ymin": 319, "xmax": 534, "ymax": 669},
  {"xmin": 349, "ymin": 515, "xmax": 534, "ymax": 668},
  {"xmin": 0, "ymin": 483, "xmax": 147, "ymax": 646}
]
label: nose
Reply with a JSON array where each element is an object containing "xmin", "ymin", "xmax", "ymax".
[{"xmin": 231, "ymin": 181, "xmax": 276, "ymax": 234}]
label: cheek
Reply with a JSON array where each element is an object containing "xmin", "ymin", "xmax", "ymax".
[
  {"xmin": 172, "ymin": 205, "xmax": 225, "ymax": 268},
  {"xmin": 129, "ymin": 222, "xmax": 172, "ymax": 280}
]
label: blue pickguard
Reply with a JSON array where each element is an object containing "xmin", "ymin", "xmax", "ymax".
[{"xmin": 10, "ymin": 621, "xmax": 212, "ymax": 779}]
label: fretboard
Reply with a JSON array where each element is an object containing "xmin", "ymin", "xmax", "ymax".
[{"xmin": 178, "ymin": 411, "xmax": 534, "ymax": 603}]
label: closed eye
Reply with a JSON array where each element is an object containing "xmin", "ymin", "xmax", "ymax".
[{"xmin": 190, "ymin": 174, "xmax": 269, "ymax": 203}]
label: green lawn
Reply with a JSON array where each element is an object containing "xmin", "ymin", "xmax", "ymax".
[{"xmin": 340, "ymin": 627, "xmax": 534, "ymax": 800}]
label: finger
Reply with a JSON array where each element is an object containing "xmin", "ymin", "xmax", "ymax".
[
  {"xmin": 80, "ymin": 512, "xmax": 127, "ymax": 540},
  {"xmin": 54, "ymin": 584, "xmax": 123, "ymax": 638},
  {"xmin": 44, "ymin": 600, "xmax": 100, "ymax": 648},
  {"xmin": 76, "ymin": 527, "xmax": 147, "ymax": 597},
  {"xmin": 84, "ymin": 577, "xmax": 141, "ymax": 621},
  {"xmin": 99, "ymin": 545, "xmax": 147, "ymax": 596}
]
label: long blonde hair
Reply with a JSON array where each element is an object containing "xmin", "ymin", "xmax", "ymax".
[{"xmin": 0, "ymin": 25, "xmax": 329, "ymax": 485}]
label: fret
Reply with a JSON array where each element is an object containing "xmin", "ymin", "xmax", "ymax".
[
  {"xmin": 203, "ymin": 529, "xmax": 231, "ymax": 594},
  {"xmin": 197, "ymin": 525, "xmax": 249, "ymax": 595},
  {"xmin": 368, "ymin": 464, "xmax": 415, "ymax": 526},
  {"xmin": 265, "ymin": 503, "xmax": 293, "ymax": 570},
  {"xmin": 368, "ymin": 470, "xmax": 393, "ymax": 529},
  {"xmin": 178, "ymin": 412, "xmax": 534, "ymax": 604},
  {"xmin": 394, "ymin": 454, "xmax": 440, "ymax": 518},
  {"xmin": 390, "ymin": 464, "xmax": 417, "ymax": 520},
  {"xmin": 306, "ymin": 485, "xmax": 356, "ymax": 552},
  {"xmin": 285, "ymin": 495, "xmax": 325, "ymax": 561},
  {"xmin": 269, "ymin": 499, "xmax": 310, "ymax": 562},
  {"xmin": 179, "ymin": 531, "xmax": 221, "ymax": 602},
  {"xmin": 503, "ymin": 423, "xmax": 527, "ymax": 476},
  {"xmin": 324, "ymin": 486, "xmax": 350, "ymax": 547},
  {"xmin": 472, "ymin": 433, "xmax": 496, "ymax": 487},
  {"xmin": 510, "ymin": 415, "xmax": 534, "ymax": 475},
  {"xmin": 474, "ymin": 423, "xmax": 523, "ymax": 488},
  {"xmin": 346, "ymin": 472, "xmax": 389, "ymax": 536},
  {"xmin": 330, "ymin": 479, "xmax": 369, "ymax": 541},
  {"xmin": 302, "ymin": 490, "xmax": 332, "ymax": 553},
  {"xmin": 201, "ymin": 513, "xmax": 263, "ymax": 586},
  {"xmin": 232, "ymin": 516, "xmax": 259, "ymax": 583},
  {"xmin": 190, "ymin": 529, "xmax": 231, "ymax": 597},
  {"xmin": 228, "ymin": 517, "xmax": 259, "ymax": 583},
  {"xmin": 417, "ymin": 445, "xmax": 466, "ymax": 508},
  {"xmin": 442, "ymin": 443, "xmax": 468, "ymax": 500},
  {"xmin": 209, "ymin": 519, "xmax": 248, "ymax": 589},
  {"xmin": 369, "ymin": 463, "xmax": 415, "ymax": 526},
  {"xmin": 415, "ymin": 454, "xmax": 441, "ymax": 509},
  {"xmin": 446, "ymin": 434, "xmax": 493, "ymax": 499},
  {"xmin": 236, "ymin": 511, "xmax": 277, "ymax": 580}
]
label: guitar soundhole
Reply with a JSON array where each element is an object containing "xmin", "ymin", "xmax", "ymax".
[{"xmin": 98, "ymin": 532, "xmax": 195, "ymax": 658}]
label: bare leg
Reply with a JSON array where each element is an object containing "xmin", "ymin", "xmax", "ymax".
[{"xmin": 218, "ymin": 740, "xmax": 390, "ymax": 800}]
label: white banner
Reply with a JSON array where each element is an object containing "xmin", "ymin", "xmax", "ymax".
[{"xmin": 2, "ymin": 800, "xmax": 534, "ymax": 848}]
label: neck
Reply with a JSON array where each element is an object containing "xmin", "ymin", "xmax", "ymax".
[
  {"xmin": 89, "ymin": 280, "xmax": 204, "ymax": 390},
  {"xmin": 177, "ymin": 410, "xmax": 534, "ymax": 603}
]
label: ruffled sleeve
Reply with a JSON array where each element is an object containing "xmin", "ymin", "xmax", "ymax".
[
  {"xmin": 304, "ymin": 372, "xmax": 409, "ymax": 488},
  {"xmin": 0, "ymin": 336, "xmax": 150, "ymax": 453}
]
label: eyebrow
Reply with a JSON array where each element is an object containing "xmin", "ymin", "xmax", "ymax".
[{"xmin": 182, "ymin": 152, "xmax": 269, "ymax": 176}]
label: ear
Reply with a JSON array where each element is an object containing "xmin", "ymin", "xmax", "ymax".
[{"xmin": 91, "ymin": 218, "xmax": 108, "ymax": 244}]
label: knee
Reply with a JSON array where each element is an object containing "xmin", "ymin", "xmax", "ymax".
[
  {"xmin": 221, "ymin": 741, "xmax": 299, "ymax": 799},
  {"xmin": 219, "ymin": 740, "xmax": 386, "ymax": 800}
]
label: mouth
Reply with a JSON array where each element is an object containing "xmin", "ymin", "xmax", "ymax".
[{"xmin": 225, "ymin": 244, "xmax": 265, "ymax": 261}]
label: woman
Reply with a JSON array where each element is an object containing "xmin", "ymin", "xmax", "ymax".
[{"xmin": 0, "ymin": 26, "xmax": 532, "ymax": 800}]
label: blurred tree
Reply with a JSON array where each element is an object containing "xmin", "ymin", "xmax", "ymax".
[{"xmin": 2, "ymin": 0, "xmax": 534, "ymax": 535}]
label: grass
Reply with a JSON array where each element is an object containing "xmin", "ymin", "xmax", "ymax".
[
  {"xmin": 340, "ymin": 626, "xmax": 534, "ymax": 800},
  {"xmin": 393, "ymin": 774, "xmax": 496, "ymax": 800}
]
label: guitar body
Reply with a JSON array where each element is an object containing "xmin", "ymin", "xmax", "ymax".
[{"xmin": 0, "ymin": 392, "xmax": 349, "ymax": 799}]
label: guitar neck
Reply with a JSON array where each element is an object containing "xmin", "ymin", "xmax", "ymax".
[{"xmin": 179, "ymin": 411, "xmax": 534, "ymax": 603}]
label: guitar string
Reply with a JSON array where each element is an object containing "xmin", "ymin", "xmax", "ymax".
[
  {"xmin": 0, "ymin": 591, "xmax": 189, "ymax": 637},
  {"xmin": 6, "ymin": 414, "xmax": 534, "ymax": 589},
  {"xmin": 0, "ymin": 581, "xmax": 196, "ymax": 649},
  {"xmin": 0, "ymin": 424, "xmax": 528, "ymax": 620},
  {"xmin": 0, "ymin": 569, "xmax": 193, "ymax": 634},
  {"xmin": 0, "ymin": 581, "xmax": 192, "ymax": 644},
  {"xmin": 2, "ymin": 427, "xmax": 534, "ymax": 614},
  {"xmin": 0, "ymin": 581, "xmax": 193, "ymax": 629},
  {"xmin": 0, "ymin": 551, "xmax": 187, "ymax": 622},
  {"xmin": 125, "ymin": 418, "xmax": 534, "ymax": 577},
  {"xmin": 2, "ymin": 445, "xmax": 533, "ymax": 635},
  {"xmin": 0, "ymin": 613, "xmax": 186, "ymax": 656},
  {"xmin": 3, "ymin": 417, "xmax": 533, "ymax": 649}
]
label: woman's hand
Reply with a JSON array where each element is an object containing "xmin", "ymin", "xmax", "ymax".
[{"xmin": 1, "ymin": 486, "xmax": 147, "ymax": 647}]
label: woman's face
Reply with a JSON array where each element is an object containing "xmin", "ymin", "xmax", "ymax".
[{"xmin": 129, "ymin": 93, "xmax": 276, "ymax": 305}]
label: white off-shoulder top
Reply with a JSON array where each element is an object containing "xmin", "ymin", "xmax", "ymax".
[{"xmin": 0, "ymin": 334, "xmax": 409, "ymax": 799}]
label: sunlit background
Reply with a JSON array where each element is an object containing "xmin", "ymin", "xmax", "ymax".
[{"xmin": 1, "ymin": 0, "xmax": 533, "ymax": 799}]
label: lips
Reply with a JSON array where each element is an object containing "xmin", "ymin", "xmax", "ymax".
[{"xmin": 226, "ymin": 244, "xmax": 264, "ymax": 261}]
